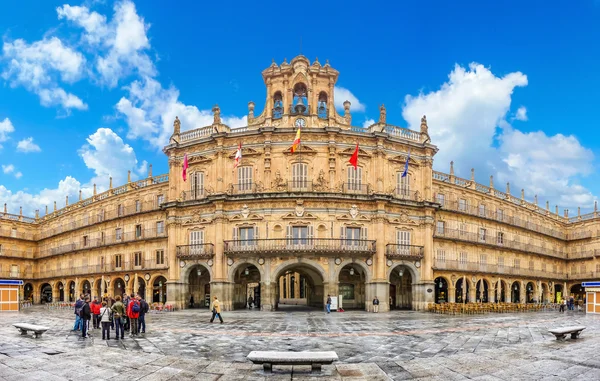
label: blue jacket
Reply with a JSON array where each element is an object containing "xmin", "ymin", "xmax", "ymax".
[{"xmin": 74, "ymin": 299, "xmax": 84, "ymax": 315}]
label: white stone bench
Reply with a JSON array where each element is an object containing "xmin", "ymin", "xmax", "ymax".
[
  {"xmin": 247, "ymin": 351, "xmax": 338, "ymax": 373},
  {"xmin": 13, "ymin": 323, "xmax": 49, "ymax": 339},
  {"xmin": 548, "ymin": 326, "xmax": 585, "ymax": 340}
]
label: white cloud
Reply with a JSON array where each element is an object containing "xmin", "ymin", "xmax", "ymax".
[
  {"xmin": 58, "ymin": 0, "xmax": 155, "ymax": 88},
  {"xmin": 1, "ymin": 37, "xmax": 87, "ymax": 111},
  {"xmin": 16, "ymin": 137, "xmax": 41, "ymax": 153},
  {"xmin": 0, "ymin": 118, "xmax": 15, "ymax": 148},
  {"xmin": 2, "ymin": 164, "xmax": 15, "ymax": 174},
  {"xmin": 514, "ymin": 106, "xmax": 528, "ymax": 121},
  {"xmin": 116, "ymin": 76, "xmax": 246, "ymax": 149},
  {"xmin": 14, "ymin": 172, "xmax": 22, "ymax": 179},
  {"xmin": 363, "ymin": 119, "xmax": 375, "ymax": 128},
  {"xmin": 334, "ymin": 86, "xmax": 366, "ymax": 112},
  {"xmin": 78, "ymin": 127, "xmax": 147, "ymax": 189},
  {"xmin": 402, "ymin": 62, "xmax": 594, "ymax": 209}
]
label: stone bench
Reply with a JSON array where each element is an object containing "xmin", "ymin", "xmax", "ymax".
[
  {"xmin": 13, "ymin": 323, "xmax": 50, "ymax": 339},
  {"xmin": 247, "ymin": 351, "xmax": 338, "ymax": 373},
  {"xmin": 548, "ymin": 326, "xmax": 585, "ymax": 340}
]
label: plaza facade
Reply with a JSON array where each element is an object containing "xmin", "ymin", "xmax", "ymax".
[{"xmin": 1, "ymin": 55, "xmax": 598, "ymax": 312}]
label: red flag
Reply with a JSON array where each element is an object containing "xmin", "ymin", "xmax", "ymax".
[
  {"xmin": 349, "ymin": 142, "xmax": 359, "ymax": 169},
  {"xmin": 234, "ymin": 143, "xmax": 242, "ymax": 168},
  {"xmin": 182, "ymin": 153, "xmax": 189, "ymax": 181}
]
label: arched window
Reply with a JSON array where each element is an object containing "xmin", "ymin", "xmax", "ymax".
[
  {"xmin": 292, "ymin": 83, "xmax": 308, "ymax": 115},
  {"xmin": 318, "ymin": 91, "xmax": 328, "ymax": 119},
  {"xmin": 273, "ymin": 91, "xmax": 283, "ymax": 119},
  {"xmin": 292, "ymin": 162, "xmax": 308, "ymax": 190}
]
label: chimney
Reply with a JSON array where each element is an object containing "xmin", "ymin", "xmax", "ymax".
[
  {"xmin": 93, "ymin": 184, "xmax": 97, "ymax": 196},
  {"xmin": 148, "ymin": 164, "xmax": 153, "ymax": 178},
  {"xmin": 489, "ymin": 175, "xmax": 494, "ymax": 189},
  {"xmin": 109, "ymin": 177, "xmax": 113, "ymax": 189},
  {"xmin": 127, "ymin": 170, "xmax": 131, "ymax": 183}
]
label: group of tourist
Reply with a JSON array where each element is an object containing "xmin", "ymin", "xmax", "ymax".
[
  {"xmin": 73, "ymin": 293, "xmax": 150, "ymax": 339},
  {"xmin": 559, "ymin": 296, "xmax": 584, "ymax": 312}
]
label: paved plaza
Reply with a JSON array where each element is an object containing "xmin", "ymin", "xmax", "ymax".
[{"xmin": 1, "ymin": 306, "xmax": 600, "ymax": 380}]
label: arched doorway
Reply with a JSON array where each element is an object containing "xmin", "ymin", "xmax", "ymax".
[
  {"xmin": 24, "ymin": 283, "xmax": 33, "ymax": 302},
  {"xmin": 153, "ymin": 276, "xmax": 167, "ymax": 303},
  {"xmin": 232, "ymin": 264, "xmax": 260, "ymax": 310},
  {"xmin": 455, "ymin": 278, "xmax": 470, "ymax": 303},
  {"xmin": 570, "ymin": 284, "xmax": 584, "ymax": 304},
  {"xmin": 113, "ymin": 278, "xmax": 125, "ymax": 298},
  {"xmin": 390, "ymin": 265, "xmax": 413, "ymax": 309},
  {"xmin": 134, "ymin": 277, "xmax": 146, "ymax": 300},
  {"xmin": 57, "ymin": 282, "xmax": 65, "ymax": 302},
  {"xmin": 434, "ymin": 277, "xmax": 448, "ymax": 303},
  {"xmin": 554, "ymin": 284, "xmax": 563, "ymax": 303},
  {"xmin": 526, "ymin": 282, "xmax": 535, "ymax": 303},
  {"xmin": 541, "ymin": 283, "xmax": 550, "ymax": 304},
  {"xmin": 82, "ymin": 280, "xmax": 91, "ymax": 297},
  {"xmin": 511, "ymin": 281, "xmax": 521, "ymax": 303},
  {"xmin": 68, "ymin": 281, "xmax": 76, "ymax": 302},
  {"xmin": 338, "ymin": 264, "xmax": 367, "ymax": 310},
  {"xmin": 40, "ymin": 283, "xmax": 52, "ymax": 304},
  {"xmin": 274, "ymin": 263, "xmax": 325, "ymax": 311},
  {"xmin": 189, "ymin": 265, "xmax": 211, "ymax": 308},
  {"xmin": 476, "ymin": 280, "xmax": 488, "ymax": 303}
]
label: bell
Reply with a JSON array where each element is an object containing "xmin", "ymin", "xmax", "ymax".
[{"xmin": 294, "ymin": 96, "xmax": 306, "ymax": 114}]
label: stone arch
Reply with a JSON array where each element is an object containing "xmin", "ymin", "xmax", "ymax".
[
  {"xmin": 271, "ymin": 258, "xmax": 327, "ymax": 284},
  {"xmin": 271, "ymin": 258, "xmax": 328, "ymax": 310},
  {"xmin": 228, "ymin": 259, "xmax": 265, "ymax": 282},
  {"xmin": 386, "ymin": 261, "xmax": 420, "ymax": 284},
  {"xmin": 333, "ymin": 258, "xmax": 373, "ymax": 284}
]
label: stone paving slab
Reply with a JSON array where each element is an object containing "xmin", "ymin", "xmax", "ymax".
[{"xmin": 1, "ymin": 306, "xmax": 600, "ymax": 379}]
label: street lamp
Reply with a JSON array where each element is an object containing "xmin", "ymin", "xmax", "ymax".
[
  {"xmin": 398, "ymin": 268, "xmax": 404, "ymax": 277},
  {"xmin": 197, "ymin": 268, "xmax": 202, "ymax": 276},
  {"xmin": 244, "ymin": 268, "xmax": 249, "ymax": 276},
  {"xmin": 349, "ymin": 268, "xmax": 355, "ymax": 276}
]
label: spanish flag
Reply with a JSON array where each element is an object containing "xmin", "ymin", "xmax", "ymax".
[{"xmin": 291, "ymin": 128, "xmax": 301, "ymax": 153}]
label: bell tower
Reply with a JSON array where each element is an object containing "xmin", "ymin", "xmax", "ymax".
[{"xmin": 248, "ymin": 55, "xmax": 351, "ymax": 129}]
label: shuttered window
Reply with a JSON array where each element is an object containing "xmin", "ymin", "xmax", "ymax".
[
  {"xmin": 238, "ymin": 166, "xmax": 253, "ymax": 191},
  {"xmin": 342, "ymin": 226, "xmax": 368, "ymax": 248},
  {"xmin": 347, "ymin": 167, "xmax": 362, "ymax": 191},
  {"xmin": 233, "ymin": 226, "xmax": 258, "ymax": 248},
  {"xmin": 292, "ymin": 163, "xmax": 308, "ymax": 190},
  {"xmin": 286, "ymin": 225, "xmax": 314, "ymax": 245},
  {"xmin": 190, "ymin": 230, "xmax": 204, "ymax": 254},
  {"xmin": 396, "ymin": 172, "xmax": 410, "ymax": 196},
  {"xmin": 191, "ymin": 172, "xmax": 204, "ymax": 198}
]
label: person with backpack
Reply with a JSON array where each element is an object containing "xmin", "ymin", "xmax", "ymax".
[
  {"xmin": 126, "ymin": 293, "xmax": 140, "ymax": 336},
  {"xmin": 99, "ymin": 301, "xmax": 112, "ymax": 340},
  {"xmin": 80, "ymin": 296, "xmax": 92, "ymax": 338},
  {"xmin": 111, "ymin": 296, "xmax": 126, "ymax": 340},
  {"xmin": 137, "ymin": 295, "xmax": 149, "ymax": 334},
  {"xmin": 122, "ymin": 293, "xmax": 131, "ymax": 332},
  {"xmin": 73, "ymin": 294, "xmax": 84, "ymax": 331}
]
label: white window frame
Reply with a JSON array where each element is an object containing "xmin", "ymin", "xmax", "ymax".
[
  {"xmin": 479, "ymin": 228, "xmax": 486, "ymax": 242},
  {"xmin": 237, "ymin": 166, "xmax": 253, "ymax": 192},
  {"xmin": 436, "ymin": 193, "xmax": 445, "ymax": 206},
  {"xmin": 156, "ymin": 221, "xmax": 165, "ymax": 235},
  {"xmin": 292, "ymin": 163, "xmax": 309, "ymax": 191},
  {"xmin": 347, "ymin": 167, "xmax": 363, "ymax": 192},
  {"xmin": 396, "ymin": 172, "xmax": 410, "ymax": 197},
  {"xmin": 458, "ymin": 198, "xmax": 467, "ymax": 212},
  {"xmin": 135, "ymin": 200, "xmax": 141, "ymax": 213},
  {"xmin": 190, "ymin": 230, "xmax": 205, "ymax": 255},
  {"xmin": 396, "ymin": 230, "xmax": 411, "ymax": 255},
  {"xmin": 436, "ymin": 221, "xmax": 445, "ymax": 235},
  {"xmin": 479, "ymin": 204, "xmax": 486, "ymax": 217},
  {"xmin": 115, "ymin": 228, "xmax": 123, "ymax": 241},
  {"xmin": 191, "ymin": 172, "xmax": 205, "ymax": 198},
  {"xmin": 157, "ymin": 194, "xmax": 165, "ymax": 206},
  {"xmin": 497, "ymin": 232, "xmax": 504, "ymax": 245}
]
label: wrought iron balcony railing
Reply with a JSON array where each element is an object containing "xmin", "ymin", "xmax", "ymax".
[
  {"xmin": 182, "ymin": 188, "xmax": 208, "ymax": 201},
  {"xmin": 37, "ymin": 260, "xmax": 169, "ymax": 279},
  {"xmin": 433, "ymin": 259, "xmax": 564, "ymax": 279},
  {"xmin": 224, "ymin": 238, "xmax": 376, "ymax": 257},
  {"xmin": 341, "ymin": 183, "xmax": 370, "ymax": 195},
  {"xmin": 176, "ymin": 244, "xmax": 215, "ymax": 259},
  {"xmin": 385, "ymin": 244, "xmax": 424, "ymax": 259}
]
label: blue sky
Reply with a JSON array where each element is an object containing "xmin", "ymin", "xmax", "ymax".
[{"xmin": 1, "ymin": 0, "xmax": 599, "ymax": 216}]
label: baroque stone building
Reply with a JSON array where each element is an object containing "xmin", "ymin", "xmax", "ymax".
[{"xmin": 1, "ymin": 55, "xmax": 598, "ymax": 312}]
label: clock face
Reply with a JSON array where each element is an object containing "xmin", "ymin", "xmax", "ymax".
[{"xmin": 295, "ymin": 118, "xmax": 306, "ymax": 128}]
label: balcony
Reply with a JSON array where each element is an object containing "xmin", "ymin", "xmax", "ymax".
[
  {"xmin": 228, "ymin": 183, "xmax": 259, "ymax": 195},
  {"xmin": 176, "ymin": 244, "xmax": 215, "ymax": 259},
  {"xmin": 0, "ymin": 271, "xmax": 22, "ymax": 279},
  {"xmin": 568, "ymin": 271, "xmax": 600, "ymax": 281},
  {"xmin": 341, "ymin": 183, "xmax": 370, "ymax": 195},
  {"xmin": 0, "ymin": 227, "xmax": 38, "ymax": 240},
  {"xmin": 438, "ymin": 199, "xmax": 566, "ymax": 240},
  {"xmin": 37, "ymin": 260, "xmax": 169, "ymax": 279},
  {"xmin": 0, "ymin": 248, "xmax": 36, "ymax": 259},
  {"xmin": 391, "ymin": 188, "xmax": 421, "ymax": 201},
  {"xmin": 223, "ymin": 238, "xmax": 376, "ymax": 257},
  {"xmin": 434, "ymin": 228, "xmax": 565, "ymax": 259},
  {"xmin": 385, "ymin": 244, "xmax": 424, "ymax": 260},
  {"xmin": 182, "ymin": 188, "xmax": 208, "ymax": 201},
  {"xmin": 433, "ymin": 259, "xmax": 564, "ymax": 280},
  {"xmin": 39, "ymin": 228, "xmax": 167, "ymax": 258}
]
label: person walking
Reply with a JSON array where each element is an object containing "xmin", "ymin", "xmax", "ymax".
[
  {"xmin": 126, "ymin": 294, "xmax": 140, "ymax": 336},
  {"xmin": 99, "ymin": 301, "xmax": 111, "ymax": 340},
  {"xmin": 80, "ymin": 297, "xmax": 92, "ymax": 338},
  {"xmin": 122, "ymin": 293, "xmax": 131, "ymax": 332},
  {"xmin": 210, "ymin": 296, "xmax": 224, "ymax": 323},
  {"xmin": 111, "ymin": 296, "xmax": 126, "ymax": 340},
  {"xmin": 326, "ymin": 295, "xmax": 332, "ymax": 314},
  {"xmin": 137, "ymin": 295, "xmax": 149, "ymax": 334},
  {"xmin": 560, "ymin": 298, "xmax": 566, "ymax": 312},
  {"xmin": 373, "ymin": 296, "xmax": 380, "ymax": 313},
  {"xmin": 91, "ymin": 297, "xmax": 101, "ymax": 329},
  {"xmin": 73, "ymin": 294, "xmax": 84, "ymax": 331},
  {"xmin": 248, "ymin": 295, "xmax": 254, "ymax": 309}
]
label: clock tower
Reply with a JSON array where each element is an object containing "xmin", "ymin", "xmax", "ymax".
[{"xmin": 247, "ymin": 55, "xmax": 353, "ymax": 129}]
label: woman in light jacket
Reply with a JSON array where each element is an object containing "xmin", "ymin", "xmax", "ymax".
[
  {"xmin": 99, "ymin": 301, "xmax": 112, "ymax": 340},
  {"xmin": 210, "ymin": 296, "xmax": 224, "ymax": 323}
]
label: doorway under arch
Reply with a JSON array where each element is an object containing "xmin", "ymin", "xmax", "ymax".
[
  {"xmin": 133, "ymin": 277, "xmax": 146, "ymax": 300},
  {"xmin": 476, "ymin": 279, "xmax": 489, "ymax": 303},
  {"xmin": 554, "ymin": 284, "xmax": 563, "ymax": 303},
  {"xmin": 511, "ymin": 281, "xmax": 521, "ymax": 303},
  {"xmin": 455, "ymin": 278, "xmax": 470, "ymax": 303},
  {"xmin": 390, "ymin": 265, "xmax": 413, "ymax": 309},
  {"xmin": 153, "ymin": 276, "xmax": 167, "ymax": 303},
  {"xmin": 434, "ymin": 277, "xmax": 449, "ymax": 303},
  {"xmin": 570, "ymin": 283, "xmax": 584, "ymax": 303},
  {"xmin": 337, "ymin": 264, "xmax": 367, "ymax": 310},
  {"xmin": 496, "ymin": 280, "xmax": 507, "ymax": 303},
  {"xmin": 113, "ymin": 278, "xmax": 125, "ymax": 297},
  {"xmin": 68, "ymin": 281, "xmax": 76, "ymax": 302},
  {"xmin": 81, "ymin": 280, "xmax": 91, "ymax": 297},
  {"xmin": 188, "ymin": 264, "xmax": 211, "ymax": 308},
  {"xmin": 232, "ymin": 264, "xmax": 260, "ymax": 310},
  {"xmin": 541, "ymin": 283, "xmax": 550, "ymax": 303},
  {"xmin": 56, "ymin": 281, "xmax": 65, "ymax": 302},
  {"xmin": 526, "ymin": 282, "xmax": 536, "ymax": 303},
  {"xmin": 40, "ymin": 283, "xmax": 52, "ymax": 303},
  {"xmin": 24, "ymin": 283, "xmax": 33, "ymax": 302},
  {"xmin": 274, "ymin": 263, "xmax": 325, "ymax": 310}
]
